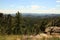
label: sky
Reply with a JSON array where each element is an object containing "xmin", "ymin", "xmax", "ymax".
[{"xmin": 0, "ymin": 0, "xmax": 60, "ymax": 14}]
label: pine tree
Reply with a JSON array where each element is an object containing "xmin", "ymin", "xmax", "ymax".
[{"xmin": 14, "ymin": 11, "xmax": 23, "ymax": 34}]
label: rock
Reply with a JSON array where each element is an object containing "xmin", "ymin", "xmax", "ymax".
[{"xmin": 45, "ymin": 26, "xmax": 60, "ymax": 35}]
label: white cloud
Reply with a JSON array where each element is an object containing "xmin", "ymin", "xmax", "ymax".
[
  {"xmin": 0, "ymin": 8, "xmax": 58, "ymax": 14},
  {"xmin": 56, "ymin": 1, "xmax": 60, "ymax": 2},
  {"xmin": 31, "ymin": 5, "xmax": 40, "ymax": 9},
  {"xmin": 20, "ymin": 8, "xmax": 56, "ymax": 13},
  {"xmin": 0, "ymin": 9, "xmax": 18, "ymax": 14},
  {"xmin": 56, "ymin": 5, "xmax": 60, "ymax": 7},
  {"xmin": 56, "ymin": 8, "xmax": 60, "ymax": 13},
  {"xmin": 0, "ymin": 5, "xmax": 59, "ymax": 14},
  {"xmin": 30, "ymin": 5, "xmax": 46, "ymax": 10}
]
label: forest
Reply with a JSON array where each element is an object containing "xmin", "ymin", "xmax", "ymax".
[{"xmin": 0, "ymin": 11, "xmax": 60, "ymax": 35}]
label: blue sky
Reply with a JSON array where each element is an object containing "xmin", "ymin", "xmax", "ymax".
[{"xmin": 0, "ymin": 0, "xmax": 60, "ymax": 14}]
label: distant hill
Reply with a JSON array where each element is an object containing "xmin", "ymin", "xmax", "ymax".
[{"xmin": 7, "ymin": 13, "xmax": 60, "ymax": 18}]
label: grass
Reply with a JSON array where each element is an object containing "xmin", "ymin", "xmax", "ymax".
[
  {"xmin": 0, "ymin": 35, "xmax": 60, "ymax": 40},
  {"xmin": 48, "ymin": 37, "xmax": 60, "ymax": 40}
]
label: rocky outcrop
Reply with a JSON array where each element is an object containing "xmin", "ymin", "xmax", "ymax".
[{"xmin": 45, "ymin": 26, "xmax": 60, "ymax": 35}]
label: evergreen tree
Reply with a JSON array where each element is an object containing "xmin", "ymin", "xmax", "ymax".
[
  {"xmin": 6, "ymin": 14, "xmax": 12, "ymax": 34},
  {"xmin": 13, "ymin": 11, "xmax": 22, "ymax": 34}
]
